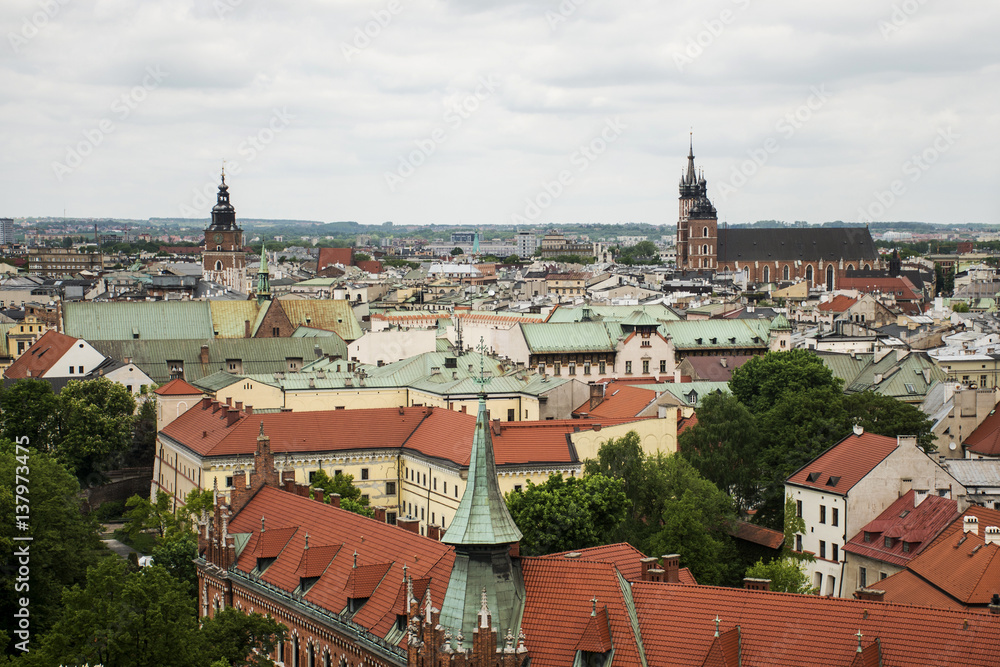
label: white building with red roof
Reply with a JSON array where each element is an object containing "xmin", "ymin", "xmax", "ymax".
[{"xmin": 786, "ymin": 427, "xmax": 966, "ymax": 597}]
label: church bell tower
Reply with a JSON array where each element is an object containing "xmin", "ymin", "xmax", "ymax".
[{"xmin": 202, "ymin": 170, "xmax": 247, "ymax": 292}]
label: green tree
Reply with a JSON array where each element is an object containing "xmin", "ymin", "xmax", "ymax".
[
  {"xmin": 200, "ymin": 608, "xmax": 287, "ymax": 667},
  {"xmin": 23, "ymin": 558, "xmax": 202, "ymax": 667},
  {"xmin": 643, "ymin": 453, "xmax": 739, "ymax": 586},
  {"xmin": 678, "ymin": 392, "xmax": 762, "ymax": 514},
  {"xmin": 176, "ymin": 487, "xmax": 215, "ymax": 533},
  {"xmin": 151, "ymin": 532, "xmax": 199, "ymax": 596},
  {"xmin": 127, "ymin": 397, "xmax": 158, "ymax": 468},
  {"xmin": 450, "ymin": 247, "xmax": 463, "ymax": 256},
  {"xmin": 0, "ymin": 441, "xmax": 104, "ymax": 652},
  {"xmin": 57, "ymin": 378, "xmax": 137, "ymax": 481},
  {"xmin": 744, "ymin": 557, "xmax": 815, "ymax": 594},
  {"xmin": 503, "ymin": 254, "xmax": 521, "ymax": 264},
  {"xmin": 843, "ymin": 391, "xmax": 935, "ymax": 452},
  {"xmin": 0, "ymin": 379, "xmax": 60, "ymax": 452},
  {"xmin": 729, "ymin": 349, "xmax": 842, "ymax": 414},
  {"xmin": 505, "ymin": 473, "xmax": 629, "ymax": 556},
  {"xmin": 354, "ymin": 252, "xmax": 372, "ymax": 262},
  {"xmin": 310, "ymin": 470, "xmax": 372, "ymax": 517},
  {"xmin": 120, "ymin": 492, "xmax": 176, "ymax": 550}
]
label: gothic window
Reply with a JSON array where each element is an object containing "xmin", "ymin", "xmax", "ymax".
[
  {"xmin": 702, "ymin": 245, "xmax": 709, "ymax": 255},
  {"xmin": 826, "ymin": 265, "xmax": 835, "ymax": 289},
  {"xmin": 763, "ymin": 266, "xmax": 770, "ymax": 283},
  {"xmin": 864, "ymin": 263, "xmax": 871, "ymax": 270},
  {"xmin": 783, "ymin": 265, "xmax": 790, "ymax": 280},
  {"xmin": 216, "ymin": 245, "xmax": 222, "ymax": 251},
  {"xmin": 847, "ymin": 264, "xmax": 854, "ymax": 271},
  {"xmin": 215, "ymin": 260, "xmax": 223, "ymax": 271},
  {"xmin": 702, "ymin": 227, "xmax": 709, "ymax": 237},
  {"xmin": 805, "ymin": 265, "xmax": 814, "ymax": 282}
]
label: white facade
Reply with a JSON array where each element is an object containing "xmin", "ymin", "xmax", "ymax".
[
  {"xmin": 516, "ymin": 232, "xmax": 537, "ymax": 258},
  {"xmin": 347, "ymin": 329, "xmax": 438, "ymax": 366},
  {"xmin": 44, "ymin": 339, "xmax": 106, "ymax": 379},
  {"xmin": 101, "ymin": 363, "xmax": 157, "ymax": 395}
]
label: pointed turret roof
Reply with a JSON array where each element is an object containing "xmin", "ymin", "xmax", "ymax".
[
  {"xmin": 684, "ymin": 132, "xmax": 697, "ymax": 185},
  {"xmin": 442, "ymin": 395, "xmax": 522, "ymax": 546},
  {"xmin": 770, "ymin": 314, "xmax": 792, "ymax": 331}
]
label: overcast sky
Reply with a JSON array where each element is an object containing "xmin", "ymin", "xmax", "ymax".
[{"xmin": 2, "ymin": 0, "xmax": 997, "ymax": 227}]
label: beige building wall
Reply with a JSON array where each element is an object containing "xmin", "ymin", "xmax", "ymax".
[
  {"xmin": 284, "ymin": 388, "xmax": 408, "ymax": 411},
  {"xmin": 208, "ymin": 377, "xmax": 286, "ymax": 411},
  {"xmin": 347, "ymin": 328, "xmax": 437, "ymax": 366}
]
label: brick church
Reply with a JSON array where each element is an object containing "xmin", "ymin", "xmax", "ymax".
[
  {"xmin": 676, "ymin": 140, "xmax": 881, "ymax": 288},
  {"xmin": 203, "ymin": 170, "xmax": 248, "ymax": 292}
]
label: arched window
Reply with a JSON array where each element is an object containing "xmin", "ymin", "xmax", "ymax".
[
  {"xmin": 826, "ymin": 265, "xmax": 835, "ymax": 289},
  {"xmin": 783, "ymin": 265, "xmax": 790, "ymax": 280},
  {"xmin": 215, "ymin": 260, "xmax": 223, "ymax": 271},
  {"xmin": 216, "ymin": 245, "xmax": 222, "ymax": 251},
  {"xmin": 806, "ymin": 265, "xmax": 814, "ymax": 283},
  {"xmin": 847, "ymin": 264, "xmax": 854, "ymax": 271},
  {"xmin": 702, "ymin": 245, "xmax": 709, "ymax": 255},
  {"xmin": 864, "ymin": 263, "xmax": 871, "ymax": 271},
  {"xmin": 703, "ymin": 227, "xmax": 709, "ymax": 237},
  {"xmin": 763, "ymin": 266, "xmax": 770, "ymax": 283}
]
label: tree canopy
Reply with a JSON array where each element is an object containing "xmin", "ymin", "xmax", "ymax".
[{"xmin": 310, "ymin": 470, "xmax": 373, "ymax": 518}]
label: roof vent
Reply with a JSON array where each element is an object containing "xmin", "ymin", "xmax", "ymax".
[
  {"xmin": 806, "ymin": 472, "xmax": 821, "ymax": 482},
  {"xmin": 853, "ymin": 424, "xmax": 864, "ymax": 436}
]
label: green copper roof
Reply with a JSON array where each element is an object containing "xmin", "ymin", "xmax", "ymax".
[
  {"xmin": 770, "ymin": 313, "xmax": 792, "ymax": 330},
  {"xmin": 442, "ymin": 395, "xmax": 522, "ymax": 547}
]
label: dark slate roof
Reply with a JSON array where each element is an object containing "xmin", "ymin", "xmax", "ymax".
[{"xmin": 717, "ymin": 228, "xmax": 879, "ymax": 263}]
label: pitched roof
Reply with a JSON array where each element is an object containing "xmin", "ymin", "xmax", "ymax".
[
  {"xmin": 840, "ymin": 276, "xmax": 922, "ymax": 302},
  {"xmin": 541, "ymin": 543, "xmax": 697, "ymax": 585},
  {"xmin": 153, "ymin": 378, "xmax": 203, "ymax": 396},
  {"xmin": 727, "ymin": 521, "xmax": 785, "ymax": 550},
  {"xmin": 317, "ymin": 247, "xmax": 353, "ymax": 269},
  {"xmin": 573, "ymin": 383, "xmax": 658, "ymax": 419},
  {"xmin": 441, "ymin": 396, "xmax": 523, "ymax": 546},
  {"xmin": 818, "ymin": 295, "xmax": 859, "ymax": 313},
  {"xmin": 64, "ymin": 301, "xmax": 216, "ymax": 340},
  {"xmin": 716, "ymin": 227, "xmax": 879, "ymax": 264},
  {"xmin": 661, "ymin": 320, "xmax": 772, "ymax": 351},
  {"xmin": 633, "ymin": 581, "xmax": 1000, "ymax": 666},
  {"xmin": 786, "ymin": 431, "xmax": 899, "ymax": 494},
  {"xmin": 842, "ymin": 491, "xmax": 958, "ymax": 567},
  {"xmin": 963, "ymin": 403, "xmax": 1000, "ymax": 456},
  {"xmin": 521, "ymin": 321, "xmax": 617, "ymax": 354},
  {"xmin": 228, "ymin": 485, "xmax": 454, "ymax": 642},
  {"xmin": 681, "ymin": 355, "xmax": 753, "ymax": 382},
  {"xmin": 4, "ymin": 329, "xmax": 80, "ymax": 379}
]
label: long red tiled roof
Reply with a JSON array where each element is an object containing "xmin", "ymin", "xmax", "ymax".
[
  {"xmin": 962, "ymin": 402, "xmax": 1000, "ymax": 456},
  {"xmin": 4, "ymin": 329, "xmax": 79, "ymax": 379},
  {"xmin": 229, "ymin": 485, "xmax": 455, "ymax": 643},
  {"xmin": 573, "ymin": 383, "xmax": 658, "ymax": 419},
  {"xmin": 874, "ymin": 568, "xmax": 968, "ymax": 611},
  {"xmin": 840, "ymin": 276, "xmax": 921, "ymax": 302},
  {"xmin": 786, "ymin": 431, "xmax": 899, "ymax": 494},
  {"xmin": 521, "ymin": 558, "xmax": 646, "ymax": 667},
  {"xmin": 728, "ymin": 521, "xmax": 785, "ymax": 550},
  {"xmin": 541, "ymin": 543, "xmax": 697, "ymax": 585},
  {"xmin": 153, "ymin": 378, "xmax": 203, "ymax": 396},
  {"xmin": 842, "ymin": 491, "xmax": 958, "ymax": 567},
  {"xmin": 318, "ymin": 247, "xmax": 353, "ymax": 269},
  {"xmin": 633, "ymin": 582, "xmax": 1000, "ymax": 666}
]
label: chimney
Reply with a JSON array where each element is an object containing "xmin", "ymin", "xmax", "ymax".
[
  {"xmin": 985, "ymin": 526, "xmax": 1000, "ymax": 546},
  {"xmin": 990, "ymin": 594, "xmax": 1000, "ymax": 615},
  {"xmin": 964, "ymin": 516, "xmax": 979, "ymax": 535},
  {"xmin": 245, "ymin": 405, "xmax": 253, "ymax": 416},
  {"xmin": 226, "ymin": 408, "xmax": 240, "ymax": 426},
  {"xmin": 897, "ymin": 435, "xmax": 918, "ymax": 449},
  {"xmin": 854, "ymin": 588, "xmax": 886, "ymax": 602},
  {"xmin": 296, "ymin": 483, "xmax": 310, "ymax": 498},
  {"xmin": 373, "ymin": 506, "xmax": 385, "ymax": 522},
  {"xmin": 224, "ymin": 397, "xmax": 231, "ymax": 407},
  {"xmin": 200, "ymin": 397, "xmax": 213, "ymax": 409},
  {"xmin": 329, "ymin": 493, "xmax": 341, "ymax": 508},
  {"xmin": 283, "ymin": 478, "xmax": 296, "ymax": 494},
  {"xmin": 661, "ymin": 554, "xmax": 680, "ymax": 584},
  {"xmin": 200, "ymin": 344, "xmax": 210, "ymax": 364},
  {"xmin": 235, "ymin": 401, "xmax": 242, "ymax": 411},
  {"xmin": 245, "ymin": 319, "xmax": 251, "ymax": 338},
  {"xmin": 313, "ymin": 488, "xmax": 324, "ymax": 504},
  {"xmin": 590, "ymin": 382, "xmax": 606, "ymax": 410},
  {"xmin": 211, "ymin": 401, "xmax": 222, "ymax": 414},
  {"xmin": 720, "ymin": 357, "xmax": 728, "ymax": 368},
  {"xmin": 743, "ymin": 578, "xmax": 771, "ymax": 591},
  {"xmin": 397, "ymin": 517, "xmax": 420, "ymax": 534},
  {"xmin": 427, "ymin": 524, "xmax": 442, "ymax": 541},
  {"xmin": 639, "ymin": 556, "xmax": 659, "ymax": 580}
]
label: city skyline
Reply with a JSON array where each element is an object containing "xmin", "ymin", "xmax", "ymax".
[{"xmin": 2, "ymin": 1, "xmax": 997, "ymax": 226}]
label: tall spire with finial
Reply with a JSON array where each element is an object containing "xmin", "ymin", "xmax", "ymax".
[
  {"xmin": 256, "ymin": 241, "xmax": 271, "ymax": 305},
  {"xmin": 209, "ymin": 167, "xmax": 237, "ymax": 231},
  {"xmin": 685, "ymin": 130, "xmax": 697, "ymax": 185}
]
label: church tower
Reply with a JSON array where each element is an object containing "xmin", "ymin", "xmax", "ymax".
[
  {"xmin": 677, "ymin": 137, "xmax": 717, "ymax": 272},
  {"xmin": 255, "ymin": 243, "xmax": 271, "ymax": 305},
  {"xmin": 203, "ymin": 171, "xmax": 247, "ymax": 292}
]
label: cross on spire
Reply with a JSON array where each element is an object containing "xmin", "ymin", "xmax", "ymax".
[
  {"xmin": 856, "ymin": 629, "xmax": 864, "ymax": 653},
  {"xmin": 591, "ymin": 596, "xmax": 598, "ymax": 617},
  {"xmin": 714, "ymin": 615, "xmax": 722, "ymax": 637},
  {"xmin": 473, "ymin": 337, "xmax": 492, "ymax": 393}
]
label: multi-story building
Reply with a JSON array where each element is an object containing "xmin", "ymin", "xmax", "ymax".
[
  {"xmin": 27, "ymin": 247, "xmax": 103, "ymax": 276},
  {"xmin": 515, "ymin": 231, "xmax": 536, "ymax": 258},
  {"xmin": 0, "ymin": 218, "xmax": 14, "ymax": 245}
]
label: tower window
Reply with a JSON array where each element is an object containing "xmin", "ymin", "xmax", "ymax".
[
  {"xmin": 215, "ymin": 260, "xmax": 223, "ymax": 271},
  {"xmin": 703, "ymin": 227, "xmax": 709, "ymax": 237}
]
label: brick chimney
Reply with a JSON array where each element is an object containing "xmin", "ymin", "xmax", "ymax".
[
  {"xmin": 313, "ymin": 488, "xmax": 324, "ymax": 504},
  {"xmin": 235, "ymin": 401, "xmax": 242, "ymax": 411},
  {"xmin": 245, "ymin": 319, "xmax": 251, "ymax": 338},
  {"xmin": 397, "ymin": 517, "xmax": 420, "ymax": 534},
  {"xmin": 590, "ymin": 383, "xmax": 606, "ymax": 410},
  {"xmin": 245, "ymin": 404, "xmax": 253, "ymax": 415},
  {"xmin": 427, "ymin": 524, "xmax": 442, "ymax": 541},
  {"xmin": 200, "ymin": 397, "xmax": 213, "ymax": 409},
  {"xmin": 965, "ymin": 515, "xmax": 979, "ymax": 535},
  {"xmin": 661, "ymin": 554, "xmax": 680, "ymax": 584},
  {"xmin": 200, "ymin": 344, "xmax": 210, "ymax": 364},
  {"xmin": 296, "ymin": 483, "xmax": 310, "ymax": 498},
  {"xmin": 854, "ymin": 588, "xmax": 886, "ymax": 602},
  {"xmin": 329, "ymin": 493, "xmax": 341, "ymax": 508},
  {"xmin": 639, "ymin": 556, "xmax": 660, "ymax": 580},
  {"xmin": 373, "ymin": 506, "xmax": 385, "ymax": 522},
  {"xmin": 230, "ymin": 471, "xmax": 247, "ymax": 507},
  {"xmin": 743, "ymin": 578, "xmax": 771, "ymax": 591},
  {"xmin": 226, "ymin": 408, "xmax": 240, "ymax": 426}
]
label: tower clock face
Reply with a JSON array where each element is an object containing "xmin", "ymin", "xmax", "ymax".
[{"xmin": 214, "ymin": 233, "xmax": 223, "ymax": 243}]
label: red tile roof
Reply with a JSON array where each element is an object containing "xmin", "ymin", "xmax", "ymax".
[
  {"xmin": 962, "ymin": 402, "xmax": 1000, "ymax": 456},
  {"xmin": 153, "ymin": 378, "xmax": 203, "ymax": 396},
  {"xmin": 633, "ymin": 582, "xmax": 1000, "ymax": 666},
  {"xmin": 786, "ymin": 431, "xmax": 899, "ymax": 494},
  {"xmin": 728, "ymin": 521, "xmax": 785, "ymax": 550},
  {"xmin": 229, "ymin": 485, "xmax": 454, "ymax": 643},
  {"xmin": 818, "ymin": 295, "xmax": 859, "ymax": 313},
  {"xmin": 345, "ymin": 561, "xmax": 393, "ymax": 599},
  {"xmin": 840, "ymin": 276, "xmax": 921, "ymax": 302},
  {"xmin": 541, "ymin": 543, "xmax": 696, "ymax": 585},
  {"xmin": 575, "ymin": 608, "xmax": 613, "ymax": 653},
  {"xmin": 318, "ymin": 247, "xmax": 353, "ymax": 269},
  {"xmin": 573, "ymin": 383, "xmax": 658, "ymax": 419},
  {"xmin": 4, "ymin": 329, "xmax": 80, "ymax": 379},
  {"xmin": 296, "ymin": 544, "xmax": 340, "ymax": 579},
  {"xmin": 521, "ymin": 558, "xmax": 647, "ymax": 667},
  {"xmin": 355, "ymin": 260, "xmax": 383, "ymax": 274},
  {"xmin": 682, "ymin": 355, "xmax": 753, "ymax": 382},
  {"xmin": 842, "ymin": 491, "xmax": 958, "ymax": 567},
  {"xmin": 677, "ymin": 412, "xmax": 698, "ymax": 435}
]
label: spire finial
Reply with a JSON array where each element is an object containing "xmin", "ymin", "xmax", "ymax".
[
  {"xmin": 591, "ymin": 596, "xmax": 598, "ymax": 617},
  {"xmin": 261, "ymin": 515, "xmax": 265, "ymax": 532},
  {"xmin": 259, "ymin": 420, "xmax": 265, "ymax": 437},
  {"xmin": 221, "ymin": 159, "xmax": 226, "ymax": 184},
  {"xmin": 473, "ymin": 336, "xmax": 492, "ymax": 394},
  {"xmin": 856, "ymin": 629, "xmax": 863, "ymax": 653},
  {"xmin": 478, "ymin": 587, "xmax": 491, "ymax": 628},
  {"xmin": 353, "ymin": 550, "xmax": 358, "ymax": 568},
  {"xmin": 714, "ymin": 615, "xmax": 721, "ymax": 637}
]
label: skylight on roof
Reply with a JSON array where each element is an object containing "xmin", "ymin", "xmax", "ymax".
[{"xmin": 806, "ymin": 472, "xmax": 821, "ymax": 482}]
